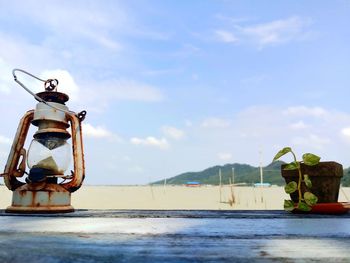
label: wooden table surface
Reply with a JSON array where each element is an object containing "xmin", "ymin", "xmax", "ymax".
[{"xmin": 0, "ymin": 210, "xmax": 349, "ymax": 262}]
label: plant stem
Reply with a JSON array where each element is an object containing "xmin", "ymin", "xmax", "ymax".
[{"xmin": 291, "ymin": 150, "xmax": 302, "ymax": 203}]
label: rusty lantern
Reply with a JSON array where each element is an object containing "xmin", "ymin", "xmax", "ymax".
[{"xmin": 1, "ymin": 69, "xmax": 86, "ymax": 213}]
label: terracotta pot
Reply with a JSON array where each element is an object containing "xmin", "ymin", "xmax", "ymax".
[{"xmin": 281, "ymin": 161, "xmax": 343, "ymax": 203}]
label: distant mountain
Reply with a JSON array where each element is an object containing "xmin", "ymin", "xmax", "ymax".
[
  {"xmin": 153, "ymin": 161, "xmax": 285, "ymax": 186},
  {"xmin": 154, "ymin": 161, "xmax": 350, "ymax": 187}
]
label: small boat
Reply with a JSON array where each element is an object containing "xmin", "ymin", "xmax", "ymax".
[
  {"xmin": 254, "ymin": 183, "xmax": 271, "ymax": 187},
  {"xmin": 254, "ymin": 150, "xmax": 271, "ymax": 187},
  {"xmin": 185, "ymin": 181, "xmax": 201, "ymax": 187}
]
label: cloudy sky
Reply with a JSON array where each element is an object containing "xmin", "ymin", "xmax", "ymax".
[{"xmin": 0, "ymin": 1, "xmax": 349, "ymax": 184}]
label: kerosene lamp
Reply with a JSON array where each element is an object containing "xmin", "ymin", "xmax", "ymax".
[{"xmin": 1, "ymin": 69, "xmax": 86, "ymax": 213}]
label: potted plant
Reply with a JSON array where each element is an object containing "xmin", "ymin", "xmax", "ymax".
[{"xmin": 273, "ymin": 147, "xmax": 343, "ymax": 212}]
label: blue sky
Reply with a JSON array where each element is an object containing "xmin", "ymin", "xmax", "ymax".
[{"xmin": 0, "ymin": 1, "xmax": 349, "ymax": 184}]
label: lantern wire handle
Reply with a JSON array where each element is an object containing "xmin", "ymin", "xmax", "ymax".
[{"xmin": 12, "ymin": 69, "xmax": 86, "ymax": 121}]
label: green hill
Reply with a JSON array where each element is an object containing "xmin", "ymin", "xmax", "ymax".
[
  {"xmin": 154, "ymin": 161, "xmax": 285, "ymax": 186},
  {"xmin": 154, "ymin": 161, "xmax": 350, "ymax": 186}
]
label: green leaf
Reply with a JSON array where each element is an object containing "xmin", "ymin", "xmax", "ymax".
[
  {"xmin": 284, "ymin": 181, "xmax": 298, "ymax": 194},
  {"xmin": 283, "ymin": 162, "xmax": 299, "ymax": 170},
  {"xmin": 304, "ymin": 192, "xmax": 318, "ymax": 206},
  {"xmin": 304, "ymin": 174, "xmax": 312, "ymax": 188},
  {"xmin": 273, "ymin": 147, "xmax": 292, "ymax": 161},
  {"xmin": 284, "ymin": 200, "xmax": 295, "ymax": 212},
  {"xmin": 298, "ymin": 201, "xmax": 312, "ymax": 212},
  {"xmin": 302, "ymin": 153, "xmax": 320, "ymax": 166}
]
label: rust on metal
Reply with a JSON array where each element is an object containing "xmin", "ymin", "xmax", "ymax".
[
  {"xmin": 13, "ymin": 148, "xmax": 26, "ymax": 177},
  {"xmin": 32, "ymin": 191, "xmax": 37, "ymax": 206},
  {"xmin": 3, "ymin": 110, "xmax": 34, "ymax": 190},
  {"xmin": 36, "ymin": 91, "xmax": 69, "ymax": 104},
  {"xmin": 5, "ymin": 69, "xmax": 86, "ymax": 213},
  {"xmin": 6, "ymin": 184, "xmax": 74, "ymax": 213},
  {"xmin": 61, "ymin": 112, "xmax": 85, "ymax": 193}
]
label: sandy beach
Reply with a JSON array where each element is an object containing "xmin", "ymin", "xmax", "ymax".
[{"xmin": 1, "ymin": 185, "xmax": 350, "ymax": 210}]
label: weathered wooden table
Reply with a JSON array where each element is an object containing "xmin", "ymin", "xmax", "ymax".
[{"xmin": 0, "ymin": 210, "xmax": 349, "ymax": 262}]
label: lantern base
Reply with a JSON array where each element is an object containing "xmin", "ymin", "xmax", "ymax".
[
  {"xmin": 6, "ymin": 184, "xmax": 74, "ymax": 214},
  {"xmin": 5, "ymin": 205, "xmax": 74, "ymax": 214}
]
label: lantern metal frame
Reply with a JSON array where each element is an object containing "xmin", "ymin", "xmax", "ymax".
[{"xmin": 1, "ymin": 69, "xmax": 86, "ymax": 213}]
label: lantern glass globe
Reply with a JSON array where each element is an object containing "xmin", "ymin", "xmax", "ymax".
[{"xmin": 27, "ymin": 136, "xmax": 71, "ymax": 175}]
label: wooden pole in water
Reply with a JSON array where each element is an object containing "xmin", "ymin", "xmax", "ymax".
[
  {"xmin": 149, "ymin": 177, "xmax": 155, "ymax": 200},
  {"xmin": 229, "ymin": 178, "xmax": 235, "ymax": 205},
  {"xmin": 259, "ymin": 149, "xmax": 264, "ymax": 203},
  {"xmin": 219, "ymin": 168, "xmax": 222, "ymax": 203},
  {"xmin": 231, "ymin": 167, "xmax": 235, "ymax": 204},
  {"xmin": 259, "ymin": 150, "xmax": 263, "ymax": 185},
  {"xmin": 163, "ymin": 178, "xmax": 167, "ymax": 194},
  {"xmin": 232, "ymin": 167, "xmax": 235, "ymax": 185}
]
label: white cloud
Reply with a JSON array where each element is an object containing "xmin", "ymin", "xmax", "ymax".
[
  {"xmin": 215, "ymin": 14, "xmax": 254, "ymax": 24},
  {"xmin": 215, "ymin": 30, "xmax": 238, "ymax": 43},
  {"xmin": 292, "ymin": 134, "xmax": 331, "ymax": 150},
  {"xmin": 208, "ymin": 105, "xmax": 350, "ymax": 166},
  {"xmin": 0, "ymin": 150, "xmax": 8, "ymax": 158},
  {"xmin": 122, "ymin": 155, "xmax": 131, "ymax": 162},
  {"xmin": 283, "ymin": 106, "xmax": 328, "ymax": 118},
  {"xmin": 142, "ymin": 68, "xmax": 182, "ymax": 76},
  {"xmin": 0, "ymin": 135, "xmax": 12, "ymax": 145},
  {"xmin": 218, "ymin": 152, "xmax": 233, "ymax": 161},
  {"xmin": 0, "ymin": 58, "xmax": 12, "ymax": 94},
  {"xmin": 130, "ymin": 136, "xmax": 169, "ymax": 150},
  {"xmin": 201, "ymin": 118, "xmax": 231, "ymax": 128},
  {"xmin": 289, "ymin": 121, "xmax": 309, "ymax": 130},
  {"xmin": 162, "ymin": 126, "xmax": 185, "ymax": 140},
  {"xmin": 0, "ymin": 3, "xmax": 164, "ymax": 117},
  {"xmin": 83, "ymin": 123, "xmax": 119, "ymax": 140},
  {"xmin": 110, "ymin": 80, "xmax": 163, "ymax": 102},
  {"xmin": 341, "ymin": 127, "xmax": 350, "ymax": 137},
  {"xmin": 240, "ymin": 74, "xmax": 268, "ymax": 87},
  {"xmin": 170, "ymin": 43, "xmax": 201, "ymax": 58},
  {"xmin": 215, "ymin": 16, "xmax": 312, "ymax": 48},
  {"xmin": 0, "ymin": 32, "xmax": 61, "ymax": 75},
  {"xmin": 85, "ymin": 33, "xmax": 122, "ymax": 51},
  {"xmin": 242, "ymin": 16, "xmax": 309, "ymax": 45},
  {"xmin": 185, "ymin": 120, "xmax": 193, "ymax": 127},
  {"xmin": 8, "ymin": 68, "xmax": 76, "ymax": 100},
  {"xmin": 3, "ymin": 1, "xmax": 125, "ymax": 51},
  {"xmin": 127, "ymin": 165, "xmax": 144, "ymax": 174},
  {"xmin": 84, "ymin": 79, "xmax": 164, "ymax": 105},
  {"xmin": 235, "ymin": 105, "xmax": 332, "ymax": 140},
  {"xmin": 341, "ymin": 127, "xmax": 350, "ymax": 143}
]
